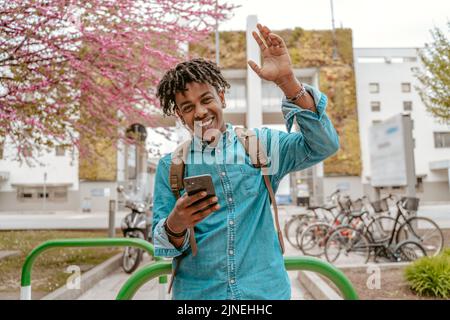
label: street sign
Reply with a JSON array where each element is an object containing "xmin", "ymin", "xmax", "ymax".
[{"xmin": 369, "ymin": 114, "xmax": 416, "ymax": 195}]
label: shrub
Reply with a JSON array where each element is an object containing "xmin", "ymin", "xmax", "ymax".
[{"xmin": 404, "ymin": 248, "xmax": 450, "ymax": 299}]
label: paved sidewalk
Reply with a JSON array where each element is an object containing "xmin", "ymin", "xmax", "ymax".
[
  {"xmin": 1, "ymin": 203, "xmax": 448, "ymax": 230},
  {"xmin": 0, "ymin": 211, "xmax": 129, "ymax": 230}
]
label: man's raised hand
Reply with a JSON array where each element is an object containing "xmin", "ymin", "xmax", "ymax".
[{"xmin": 247, "ymin": 23, "xmax": 293, "ymax": 83}]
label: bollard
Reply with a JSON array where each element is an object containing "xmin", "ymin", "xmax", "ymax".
[{"xmin": 109, "ymin": 199, "xmax": 116, "ymax": 237}]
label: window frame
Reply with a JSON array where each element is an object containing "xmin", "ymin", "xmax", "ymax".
[
  {"xmin": 370, "ymin": 101, "xmax": 381, "ymax": 112},
  {"xmin": 434, "ymin": 132, "xmax": 450, "ymax": 148},
  {"xmin": 401, "ymin": 82, "xmax": 411, "ymax": 93},
  {"xmin": 369, "ymin": 83, "xmax": 380, "ymax": 94},
  {"xmin": 403, "ymin": 101, "xmax": 413, "ymax": 111}
]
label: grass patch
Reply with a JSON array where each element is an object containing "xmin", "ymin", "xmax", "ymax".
[
  {"xmin": 405, "ymin": 247, "xmax": 450, "ymax": 299},
  {"xmin": 0, "ymin": 230, "xmax": 122, "ymax": 294}
]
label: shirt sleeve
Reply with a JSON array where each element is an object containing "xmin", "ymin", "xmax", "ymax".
[
  {"xmin": 258, "ymin": 83, "xmax": 340, "ymax": 191},
  {"xmin": 152, "ymin": 157, "xmax": 191, "ymax": 258}
]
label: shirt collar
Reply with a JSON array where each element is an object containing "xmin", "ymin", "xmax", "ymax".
[{"xmin": 191, "ymin": 123, "xmax": 235, "ymax": 152}]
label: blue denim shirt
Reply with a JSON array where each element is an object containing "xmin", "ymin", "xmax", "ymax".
[{"xmin": 152, "ymin": 84, "xmax": 339, "ymax": 300}]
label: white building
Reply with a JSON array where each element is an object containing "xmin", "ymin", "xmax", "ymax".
[
  {"xmin": 354, "ymin": 48, "xmax": 450, "ymax": 201},
  {"xmin": 0, "ymin": 142, "xmax": 80, "ymax": 211}
]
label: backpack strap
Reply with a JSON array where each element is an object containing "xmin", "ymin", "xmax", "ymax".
[{"xmin": 234, "ymin": 127, "xmax": 285, "ymax": 254}]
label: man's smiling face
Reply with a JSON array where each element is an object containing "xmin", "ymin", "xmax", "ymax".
[{"xmin": 175, "ymin": 82, "xmax": 227, "ymax": 142}]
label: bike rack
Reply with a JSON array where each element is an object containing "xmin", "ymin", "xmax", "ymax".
[
  {"xmin": 115, "ymin": 256, "xmax": 359, "ymax": 300},
  {"xmin": 20, "ymin": 238, "xmax": 166, "ymax": 300}
]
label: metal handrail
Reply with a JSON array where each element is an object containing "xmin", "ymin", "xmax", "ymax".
[
  {"xmin": 20, "ymin": 238, "xmax": 165, "ymax": 300},
  {"xmin": 116, "ymin": 256, "xmax": 359, "ymax": 300}
]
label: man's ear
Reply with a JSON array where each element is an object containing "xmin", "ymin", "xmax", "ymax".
[
  {"xmin": 175, "ymin": 108, "xmax": 185, "ymax": 124},
  {"xmin": 219, "ymin": 91, "xmax": 226, "ymax": 108}
]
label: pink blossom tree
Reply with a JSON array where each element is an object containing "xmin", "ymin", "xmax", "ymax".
[{"xmin": 0, "ymin": 0, "xmax": 235, "ymax": 161}]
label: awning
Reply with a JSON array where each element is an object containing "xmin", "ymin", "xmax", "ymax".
[
  {"xmin": 429, "ymin": 160, "xmax": 450, "ymax": 171},
  {"xmin": 11, "ymin": 183, "xmax": 73, "ymax": 188}
]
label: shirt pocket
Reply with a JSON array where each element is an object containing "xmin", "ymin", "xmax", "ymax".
[{"xmin": 226, "ymin": 164, "xmax": 262, "ymax": 197}]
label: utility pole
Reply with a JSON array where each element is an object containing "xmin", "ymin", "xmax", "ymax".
[
  {"xmin": 215, "ymin": 0, "xmax": 220, "ymax": 65},
  {"xmin": 43, "ymin": 172, "xmax": 47, "ymax": 212},
  {"xmin": 330, "ymin": 0, "xmax": 339, "ymax": 60}
]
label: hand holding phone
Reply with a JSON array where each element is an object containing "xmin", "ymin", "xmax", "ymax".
[
  {"xmin": 166, "ymin": 174, "xmax": 220, "ymax": 234},
  {"xmin": 184, "ymin": 174, "xmax": 216, "ymax": 203}
]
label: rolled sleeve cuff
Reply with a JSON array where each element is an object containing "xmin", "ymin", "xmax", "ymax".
[
  {"xmin": 281, "ymin": 83, "xmax": 328, "ymax": 133},
  {"xmin": 153, "ymin": 218, "xmax": 191, "ymax": 258}
]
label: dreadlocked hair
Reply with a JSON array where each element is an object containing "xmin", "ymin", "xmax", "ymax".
[{"xmin": 156, "ymin": 58, "xmax": 230, "ymax": 116}]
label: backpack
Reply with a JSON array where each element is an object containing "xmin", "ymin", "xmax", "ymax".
[{"xmin": 167, "ymin": 127, "xmax": 285, "ymax": 293}]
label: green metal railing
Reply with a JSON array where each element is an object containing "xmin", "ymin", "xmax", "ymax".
[
  {"xmin": 116, "ymin": 256, "xmax": 359, "ymax": 300},
  {"xmin": 20, "ymin": 238, "xmax": 165, "ymax": 300},
  {"xmin": 21, "ymin": 238, "xmax": 358, "ymax": 300}
]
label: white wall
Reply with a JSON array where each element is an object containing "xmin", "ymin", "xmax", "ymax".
[{"xmin": 0, "ymin": 137, "xmax": 78, "ymax": 192}]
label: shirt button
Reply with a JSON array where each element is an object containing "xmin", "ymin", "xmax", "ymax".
[
  {"xmin": 229, "ymin": 250, "xmax": 234, "ymax": 255},
  {"xmin": 230, "ymin": 279, "xmax": 235, "ymax": 284},
  {"xmin": 221, "ymin": 172, "xmax": 226, "ymax": 176},
  {"xmin": 229, "ymin": 220, "xmax": 234, "ymax": 225},
  {"xmin": 228, "ymin": 197, "xmax": 232, "ymax": 202}
]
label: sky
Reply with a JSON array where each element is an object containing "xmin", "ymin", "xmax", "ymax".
[{"xmin": 218, "ymin": 0, "xmax": 450, "ymax": 48}]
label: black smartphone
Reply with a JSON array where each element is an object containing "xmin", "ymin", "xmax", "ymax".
[{"xmin": 184, "ymin": 174, "xmax": 216, "ymax": 207}]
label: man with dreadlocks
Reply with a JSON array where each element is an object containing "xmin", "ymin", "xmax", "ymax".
[{"xmin": 152, "ymin": 24, "xmax": 339, "ymax": 300}]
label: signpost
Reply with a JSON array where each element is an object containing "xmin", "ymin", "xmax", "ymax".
[{"xmin": 369, "ymin": 114, "xmax": 416, "ymax": 199}]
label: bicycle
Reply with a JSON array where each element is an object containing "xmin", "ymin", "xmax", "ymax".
[
  {"xmin": 296, "ymin": 195, "xmax": 371, "ymax": 257},
  {"xmin": 323, "ymin": 197, "xmax": 435, "ymax": 265},
  {"xmin": 284, "ymin": 189, "xmax": 340, "ymax": 249}
]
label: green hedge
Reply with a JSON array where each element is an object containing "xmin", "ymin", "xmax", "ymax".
[{"xmin": 404, "ymin": 248, "xmax": 450, "ymax": 299}]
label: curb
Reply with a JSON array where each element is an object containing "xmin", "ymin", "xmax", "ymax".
[
  {"xmin": 338, "ymin": 261, "xmax": 411, "ymax": 272},
  {"xmin": 0, "ymin": 250, "xmax": 21, "ymax": 261},
  {"xmin": 41, "ymin": 253, "xmax": 122, "ymax": 300},
  {"xmin": 297, "ymin": 270, "xmax": 342, "ymax": 300}
]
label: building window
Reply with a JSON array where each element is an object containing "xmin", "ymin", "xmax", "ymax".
[
  {"xmin": 38, "ymin": 192, "xmax": 49, "ymax": 199},
  {"xmin": 371, "ymin": 101, "xmax": 381, "ymax": 112},
  {"xmin": 17, "ymin": 186, "xmax": 68, "ymax": 202},
  {"xmin": 369, "ymin": 83, "xmax": 379, "ymax": 93},
  {"xmin": 404, "ymin": 57, "xmax": 418, "ymax": 63},
  {"xmin": 224, "ymin": 79, "xmax": 246, "ymax": 109},
  {"xmin": 401, "ymin": 83, "xmax": 411, "ymax": 93},
  {"xmin": 18, "ymin": 187, "xmax": 36, "ymax": 201},
  {"xmin": 262, "ymin": 80, "xmax": 283, "ymax": 110},
  {"xmin": 434, "ymin": 132, "xmax": 450, "ymax": 148},
  {"xmin": 403, "ymin": 101, "xmax": 413, "ymax": 111},
  {"xmin": 55, "ymin": 145, "xmax": 65, "ymax": 156}
]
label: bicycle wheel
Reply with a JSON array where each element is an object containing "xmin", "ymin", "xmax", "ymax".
[
  {"xmin": 324, "ymin": 225, "xmax": 370, "ymax": 265},
  {"xmin": 297, "ymin": 222, "xmax": 331, "ymax": 257},
  {"xmin": 122, "ymin": 230, "xmax": 145, "ymax": 274},
  {"xmin": 366, "ymin": 216, "xmax": 397, "ymax": 242},
  {"xmin": 285, "ymin": 213, "xmax": 315, "ymax": 249},
  {"xmin": 394, "ymin": 240, "xmax": 427, "ymax": 262},
  {"xmin": 396, "ymin": 216, "xmax": 443, "ymax": 256}
]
